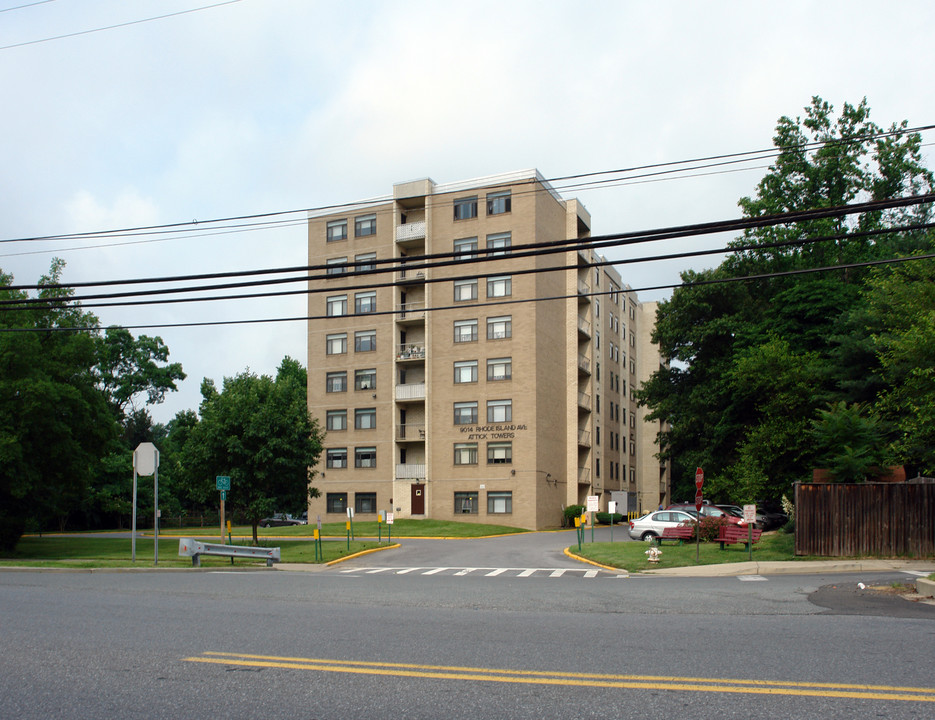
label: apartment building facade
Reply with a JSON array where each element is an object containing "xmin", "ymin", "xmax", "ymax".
[{"xmin": 306, "ymin": 170, "xmax": 670, "ymax": 530}]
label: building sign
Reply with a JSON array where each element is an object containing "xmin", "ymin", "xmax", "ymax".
[{"xmin": 459, "ymin": 424, "xmax": 528, "ymax": 440}]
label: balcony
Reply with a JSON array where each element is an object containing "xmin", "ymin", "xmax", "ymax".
[
  {"xmin": 577, "ymin": 429, "xmax": 591, "ymax": 447},
  {"xmin": 396, "ymin": 301, "xmax": 426, "ymax": 324},
  {"xmin": 396, "ymin": 463, "xmax": 426, "ymax": 480},
  {"xmin": 577, "ymin": 391, "xmax": 591, "ymax": 412},
  {"xmin": 577, "ymin": 281, "xmax": 591, "ymax": 303},
  {"xmin": 577, "ymin": 467, "xmax": 591, "ymax": 485},
  {"xmin": 396, "ymin": 423, "xmax": 426, "ymax": 441},
  {"xmin": 577, "ymin": 316, "xmax": 591, "ymax": 338},
  {"xmin": 397, "ymin": 343, "xmax": 426, "ymax": 362},
  {"xmin": 396, "ymin": 220, "xmax": 426, "ymax": 243},
  {"xmin": 395, "ymin": 382, "xmax": 426, "ymax": 401},
  {"xmin": 577, "ymin": 354, "xmax": 591, "ymax": 375},
  {"xmin": 397, "ymin": 267, "xmax": 427, "ymax": 284}
]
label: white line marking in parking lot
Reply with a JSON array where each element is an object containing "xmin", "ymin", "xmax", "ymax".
[
  {"xmin": 395, "ymin": 568, "xmax": 422, "ymax": 574},
  {"xmin": 549, "ymin": 569, "xmax": 566, "ymax": 578},
  {"xmin": 422, "ymin": 567, "xmax": 448, "ymax": 575},
  {"xmin": 518, "ymin": 569, "xmax": 537, "ymax": 577},
  {"xmin": 454, "ymin": 568, "xmax": 477, "ymax": 576},
  {"xmin": 583, "ymin": 570, "xmax": 598, "ymax": 578},
  {"xmin": 486, "ymin": 568, "xmax": 508, "ymax": 576}
]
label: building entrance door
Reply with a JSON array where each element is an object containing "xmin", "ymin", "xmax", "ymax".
[{"xmin": 411, "ymin": 483, "xmax": 425, "ymax": 515}]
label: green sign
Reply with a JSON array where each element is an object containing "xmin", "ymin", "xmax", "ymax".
[
  {"xmin": 220, "ymin": 490, "xmax": 227, "ymax": 501},
  {"xmin": 216, "ymin": 475, "xmax": 231, "ymax": 491}
]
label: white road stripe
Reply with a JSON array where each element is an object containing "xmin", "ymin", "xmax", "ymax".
[{"xmin": 738, "ymin": 575, "xmax": 767, "ymax": 581}]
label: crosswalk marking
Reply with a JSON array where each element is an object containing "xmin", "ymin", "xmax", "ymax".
[
  {"xmin": 738, "ymin": 575, "xmax": 767, "ymax": 581},
  {"xmin": 902, "ymin": 570, "xmax": 931, "ymax": 577},
  {"xmin": 334, "ymin": 566, "xmax": 626, "ymax": 579}
]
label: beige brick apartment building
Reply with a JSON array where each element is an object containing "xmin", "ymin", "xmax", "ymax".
[{"xmin": 306, "ymin": 170, "xmax": 670, "ymax": 530}]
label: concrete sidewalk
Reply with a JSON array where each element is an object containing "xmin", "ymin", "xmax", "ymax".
[{"xmin": 639, "ymin": 559, "xmax": 935, "ymax": 577}]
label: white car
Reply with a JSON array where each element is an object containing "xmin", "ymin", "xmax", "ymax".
[{"xmin": 628, "ymin": 509, "xmax": 698, "ymax": 541}]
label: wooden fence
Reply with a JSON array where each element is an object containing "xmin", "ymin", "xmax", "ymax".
[{"xmin": 794, "ymin": 481, "xmax": 935, "ymax": 557}]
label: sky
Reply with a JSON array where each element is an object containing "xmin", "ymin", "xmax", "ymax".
[{"xmin": 2, "ymin": 0, "xmax": 934, "ymax": 425}]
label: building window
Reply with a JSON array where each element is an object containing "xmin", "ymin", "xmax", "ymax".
[
  {"xmin": 487, "ymin": 442, "xmax": 512, "ymax": 464},
  {"xmin": 454, "ymin": 491, "xmax": 479, "ymax": 514},
  {"xmin": 453, "ymin": 401, "xmax": 478, "ymax": 425},
  {"xmin": 355, "ymin": 408, "xmax": 376, "ymax": 430},
  {"xmin": 487, "ymin": 316, "xmax": 512, "ymax": 340},
  {"xmin": 326, "ymin": 333, "xmax": 347, "ymax": 355},
  {"xmin": 355, "ymin": 214, "xmax": 376, "ymax": 237},
  {"xmin": 630, "ymin": 412, "xmax": 636, "ymax": 428},
  {"xmin": 326, "ymin": 257, "xmax": 348, "ymax": 275},
  {"xmin": 486, "ymin": 276, "xmax": 512, "ymax": 298},
  {"xmin": 326, "ymin": 220, "xmax": 347, "ymax": 242},
  {"xmin": 326, "ymin": 295, "xmax": 347, "ymax": 317},
  {"xmin": 487, "ymin": 357, "xmax": 512, "ymax": 381},
  {"xmin": 454, "ymin": 237, "xmax": 478, "ymax": 260},
  {"xmin": 487, "ymin": 490, "xmax": 512, "ymax": 513},
  {"xmin": 355, "ymin": 291, "xmax": 377, "ymax": 314},
  {"xmin": 326, "ymin": 410, "xmax": 347, "ymax": 431},
  {"xmin": 454, "ymin": 278, "xmax": 477, "ymax": 302},
  {"xmin": 486, "ymin": 232, "xmax": 511, "ymax": 256},
  {"xmin": 596, "ymin": 458, "xmax": 601, "ymax": 478},
  {"xmin": 355, "ymin": 368, "xmax": 376, "ymax": 391},
  {"xmin": 326, "ymin": 371, "xmax": 347, "ymax": 393},
  {"xmin": 454, "ymin": 319, "xmax": 478, "ymax": 343},
  {"xmin": 326, "ymin": 448, "xmax": 347, "ymax": 469},
  {"xmin": 454, "ymin": 443, "xmax": 478, "ymax": 465},
  {"xmin": 487, "ymin": 399, "xmax": 512, "ymax": 423},
  {"xmin": 326, "ymin": 492, "xmax": 347, "ymax": 513},
  {"xmin": 355, "ymin": 330, "xmax": 376, "ymax": 352},
  {"xmin": 355, "ymin": 252, "xmax": 376, "ymax": 272},
  {"xmin": 454, "ymin": 196, "xmax": 478, "ymax": 220},
  {"xmin": 454, "ymin": 360, "xmax": 478, "ymax": 384},
  {"xmin": 355, "ymin": 447, "xmax": 377, "ymax": 468},
  {"xmin": 354, "ymin": 492, "xmax": 377, "ymax": 514},
  {"xmin": 486, "ymin": 191, "xmax": 511, "ymax": 216}
]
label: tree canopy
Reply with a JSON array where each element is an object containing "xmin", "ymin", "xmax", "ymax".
[
  {"xmin": 638, "ymin": 97, "xmax": 935, "ymax": 504},
  {"xmin": 176, "ymin": 357, "xmax": 323, "ymax": 543}
]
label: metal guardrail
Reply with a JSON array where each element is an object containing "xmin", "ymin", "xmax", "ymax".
[{"xmin": 178, "ymin": 538, "xmax": 280, "ymax": 567}]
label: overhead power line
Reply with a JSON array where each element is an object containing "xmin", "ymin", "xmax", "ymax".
[
  {"xmin": 0, "ymin": 0, "xmax": 243, "ymax": 51},
  {"xmin": 2, "ymin": 123, "xmax": 932, "ymax": 249}
]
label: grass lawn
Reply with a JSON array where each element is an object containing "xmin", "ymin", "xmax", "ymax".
[
  {"xmin": 572, "ymin": 531, "xmax": 797, "ymax": 572},
  {"xmin": 0, "ymin": 536, "xmax": 393, "ymax": 568},
  {"xmin": 160, "ymin": 518, "xmax": 529, "ymax": 539}
]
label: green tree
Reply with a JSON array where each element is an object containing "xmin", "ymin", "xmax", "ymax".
[
  {"xmin": 177, "ymin": 357, "xmax": 323, "ymax": 543},
  {"xmin": 808, "ymin": 402, "xmax": 890, "ymax": 482},
  {"xmin": 0, "ymin": 261, "xmax": 116, "ymax": 549},
  {"xmin": 639, "ymin": 97, "xmax": 933, "ymax": 504}
]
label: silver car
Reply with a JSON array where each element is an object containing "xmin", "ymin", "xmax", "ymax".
[{"xmin": 628, "ymin": 509, "xmax": 698, "ymax": 541}]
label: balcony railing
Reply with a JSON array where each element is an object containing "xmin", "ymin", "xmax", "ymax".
[
  {"xmin": 577, "ymin": 391, "xmax": 591, "ymax": 411},
  {"xmin": 396, "ymin": 423, "xmax": 426, "ymax": 441},
  {"xmin": 396, "ymin": 301, "xmax": 426, "ymax": 321},
  {"xmin": 578, "ymin": 354, "xmax": 591, "ymax": 375},
  {"xmin": 577, "ymin": 281, "xmax": 591, "ymax": 301},
  {"xmin": 397, "ymin": 343, "xmax": 426, "ymax": 361},
  {"xmin": 395, "ymin": 382, "xmax": 426, "ymax": 401},
  {"xmin": 396, "ymin": 463, "xmax": 426, "ymax": 479},
  {"xmin": 397, "ymin": 267, "xmax": 427, "ymax": 282},
  {"xmin": 578, "ymin": 467, "xmax": 591, "ymax": 484},
  {"xmin": 577, "ymin": 316, "xmax": 591, "ymax": 337},
  {"xmin": 578, "ymin": 430, "xmax": 591, "ymax": 447},
  {"xmin": 396, "ymin": 221, "xmax": 426, "ymax": 242}
]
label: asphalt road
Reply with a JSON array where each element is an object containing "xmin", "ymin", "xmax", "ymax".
[{"xmin": 1, "ymin": 532, "xmax": 933, "ymax": 719}]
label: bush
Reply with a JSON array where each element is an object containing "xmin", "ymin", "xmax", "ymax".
[
  {"xmin": 679, "ymin": 516, "xmax": 730, "ymax": 542},
  {"xmin": 563, "ymin": 505, "xmax": 586, "ymax": 526},
  {"xmin": 595, "ymin": 512, "xmax": 624, "ymax": 525}
]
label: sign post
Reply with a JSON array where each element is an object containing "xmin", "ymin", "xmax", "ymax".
[
  {"xmin": 743, "ymin": 504, "xmax": 756, "ymax": 561},
  {"xmin": 386, "ymin": 512, "xmax": 394, "ymax": 544},
  {"xmin": 216, "ymin": 476, "xmax": 231, "ymax": 543},
  {"xmin": 133, "ymin": 443, "xmax": 160, "ymax": 565},
  {"xmin": 608, "ymin": 500, "xmax": 617, "ymax": 543},
  {"xmin": 694, "ymin": 467, "xmax": 704, "ymax": 563},
  {"xmin": 586, "ymin": 495, "xmax": 599, "ymax": 543}
]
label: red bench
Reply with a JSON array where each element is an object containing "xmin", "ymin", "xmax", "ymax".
[
  {"xmin": 659, "ymin": 525, "xmax": 695, "ymax": 545},
  {"xmin": 717, "ymin": 524, "xmax": 762, "ymax": 550}
]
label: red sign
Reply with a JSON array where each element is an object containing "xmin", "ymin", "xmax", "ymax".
[
  {"xmin": 695, "ymin": 467, "xmax": 704, "ymax": 490},
  {"xmin": 695, "ymin": 489, "xmax": 704, "ymax": 512}
]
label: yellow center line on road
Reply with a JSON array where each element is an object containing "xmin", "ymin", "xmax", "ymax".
[{"xmin": 183, "ymin": 652, "xmax": 935, "ymax": 703}]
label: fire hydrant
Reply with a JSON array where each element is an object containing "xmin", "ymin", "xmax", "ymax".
[{"xmin": 645, "ymin": 544, "xmax": 662, "ymax": 563}]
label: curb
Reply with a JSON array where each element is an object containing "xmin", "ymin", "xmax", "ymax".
[
  {"xmin": 324, "ymin": 543, "xmax": 400, "ymax": 566},
  {"xmin": 563, "ymin": 547, "xmax": 625, "ymax": 573},
  {"xmin": 917, "ymin": 577, "xmax": 935, "ymax": 597}
]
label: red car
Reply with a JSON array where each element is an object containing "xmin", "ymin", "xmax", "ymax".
[{"xmin": 667, "ymin": 504, "xmax": 746, "ymax": 525}]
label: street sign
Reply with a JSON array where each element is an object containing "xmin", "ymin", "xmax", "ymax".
[
  {"xmin": 220, "ymin": 490, "xmax": 227, "ymax": 501},
  {"xmin": 134, "ymin": 442, "xmax": 159, "ymax": 476},
  {"xmin": 586, "ymin": 495, "xmax": 599, "ymax": 512},
  {"xmin": 695, "ymin": 489, "xmax": 704, "ymax": 512},
  {"xmin": 695, "ymin": 467, "xmax": 704, "ymax": 490},
  {"xmin": 386, "ymin": 512, "xmax": 394, "ymax": 525},
  {"xmin": 216, "ymin": 476, "xmax": 231, "ymax": 491},
  {"xmin": 608, "ymin": 500, "xmax": 617, "ymax": 515},
  {"xmin": 743, "ymin": 504, "xmax": 757, "ymax": 524}
]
